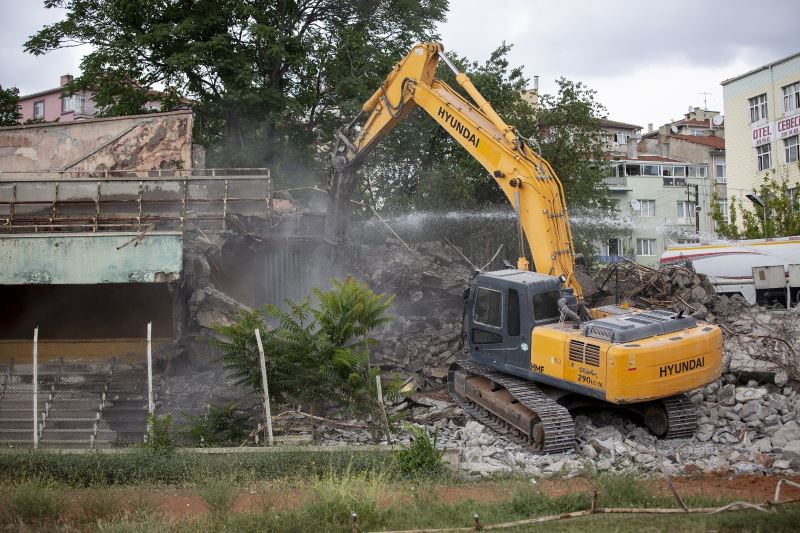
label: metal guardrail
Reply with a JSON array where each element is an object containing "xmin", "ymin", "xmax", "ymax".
[{"xmin": 0, "ymin": 169, "xmax": 272, "ymax": 232}]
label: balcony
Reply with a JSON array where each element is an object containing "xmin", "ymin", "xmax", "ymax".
[{"xmin": 602, "ymin": 176, "xmax": 632, "ymax": 191}]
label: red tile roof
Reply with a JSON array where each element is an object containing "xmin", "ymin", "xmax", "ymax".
[{"xmin": 670, "ymin": 134, "xmax": 725, "ymax": 149}]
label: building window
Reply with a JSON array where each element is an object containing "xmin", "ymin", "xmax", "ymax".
[
  {"xmin": 677, "ymin": 201, "xmax": 697, "ymax": 219},
  {"xmin": 625, "ymin": 163, "xmax": 641, "ymax": 176},
  {"xmin": 74, "ymin": 94, "xmax": 86, "ymax": 114},
  {"xmin": 642, "ymin": 165, "xmax": 659, "ymax": 176},
  {"xmin": 636, "ymin": 238, "xmax": 657, "ymax": 256},
  {"xmin": 718, "ymin": 199, "xmax": 729, "ymax": 223},
  {"xmin": 33, "ymin": 101, "xmax": 44, "ymax": 119},
  {"xmin": 663, "ymin": 175, "xmax": 686, "ymax": 187},
  {"xmin": 616, "ymin": 132, "xmax": 627, "ymax": 144},
  {"xmin": 749, "ymin": 93, "xmax": 768, "ymax": 123},
  {"xmin": 637, "ymin": 199, "xmax": 656, "ymax": 217},
  {"xmin": 62, "ymin": 96, "xmax": 73, "ymax": 113},
  {"xmin": 785, "ymin": 135, "xmax": 799, "ymax": 163},
  {"xmin": 783, "ymin": 82, "xmax": 800, "ymax": 114},
  {"xmin": 691, "ymin": 129, "xmax": 705, "ymax": 136},
  {"xmin": 715, "ymin": 159, "xmax": 726, "ymax": 182},
  {"xmin": 756, "ymin": 144, "xmax": 772, "ymax": 170}
]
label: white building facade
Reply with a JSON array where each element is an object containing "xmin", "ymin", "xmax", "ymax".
[{"xmin": 722, "ymin": 52, "xmax": 800, "ymax": 216}]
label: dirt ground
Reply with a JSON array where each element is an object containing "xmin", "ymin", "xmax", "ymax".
[{"xmin": 88, "ymin": 474, "xmax": 800, "ymax": 520}]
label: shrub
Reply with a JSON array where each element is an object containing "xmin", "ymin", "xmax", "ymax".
[
  {"xmin": 182, "ymin": 402, "xmax": 252, "ymax": 446},
  {"xmin": 144, "ymin": 414, "xmax": 174, "ymax": 452},
  {"xmin": 394, "ymin": 425, "xmax": 445, "ymax": 477}
]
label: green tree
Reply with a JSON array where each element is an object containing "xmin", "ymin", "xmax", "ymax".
[
  {"xmin": 0, "ymin": 85, "xmax": 21, "ymax": 126},
  {"xmin": 711, "ymin": 174, "xmax": 800, "ymax": 239},
  {"xmin": 26, "ymin": 0, "xmax": 447, "ymax": 181},
  {"xmin": 209, "ymin": 278, "xmax": 394, "ymax": 438},
  {"xmin": 360, "ymin": 45, "xmax": 609, "ymax": 213},
  {"xmin": 535, "ymin": 78, "xmax": 610, "ymax": 209}
]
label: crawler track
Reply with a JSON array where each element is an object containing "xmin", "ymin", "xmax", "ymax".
[
  {"xmin": 449, "ymin": 362, "xmax": 699, "ymax": 454},
  {"xmin": 661, "ymin": 394, "xmax": 698, "ymax": 439},
  {"xmin": 449, "ymin": 361, "xmax": 575, "ymax": 454}
]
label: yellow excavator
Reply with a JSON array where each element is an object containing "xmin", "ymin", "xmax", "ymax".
[{"xmin": 329, "ymin": 42, "xmax": 722, "ymax": 453}]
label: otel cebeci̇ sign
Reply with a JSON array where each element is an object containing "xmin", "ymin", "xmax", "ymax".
[{"xmin": 752, "ymin": 111, "xmax": 800, "ymax": 147}]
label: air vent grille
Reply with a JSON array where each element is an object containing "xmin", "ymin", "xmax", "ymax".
[{"xmin": 569, "ymin": 340, "xmax": 601, "ymax": 367}]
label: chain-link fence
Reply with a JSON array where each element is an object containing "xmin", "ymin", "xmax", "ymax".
[
  {"xmin": 0, "ymin": 331, "xmax": 147, "ymax": 449},
  {"xmin": 0, "ymin": 326, "xmax": 391, "ymax": 449}
]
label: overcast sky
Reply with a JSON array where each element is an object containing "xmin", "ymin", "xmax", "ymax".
[{"xmin": 1, "ymin": 1, "xmax": 798, "ymax": 128}]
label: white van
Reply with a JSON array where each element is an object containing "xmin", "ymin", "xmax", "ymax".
[{"xmin": 660, "ymin": 236, "xmax": 800, "ymax": 306}]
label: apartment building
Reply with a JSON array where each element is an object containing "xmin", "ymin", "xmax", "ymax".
[
  {"xmin": 596, "ymin": 115, "xmax": 721, "ymax": 266},
  {"xmin": 721, "ymin": 51, "xmax": 800, "ymax": 218},
  {"xmin": 18, "ymin": 75, "xmax": 96, "ymax": 123}
]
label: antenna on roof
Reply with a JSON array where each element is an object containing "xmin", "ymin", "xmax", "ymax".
[{"xmin": 699, "ymin": 91, "xmax": 711, "ymax": 110}]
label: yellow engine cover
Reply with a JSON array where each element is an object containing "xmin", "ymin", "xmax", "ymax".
[{"xmin": 531, "ymin": 322, "xmax": 722, "ymax": 405}]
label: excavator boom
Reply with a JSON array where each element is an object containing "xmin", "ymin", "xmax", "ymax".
[{"xmin": 329, "ymin": 42, "xmax": 582, "ymax": 299}]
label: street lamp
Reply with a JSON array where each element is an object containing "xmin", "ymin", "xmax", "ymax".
[{"xmin": 746, "ymin": 193, "xmax": 768, "ymax": 237}]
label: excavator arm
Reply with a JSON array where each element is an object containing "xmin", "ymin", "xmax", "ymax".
[{"xmin": 328, "ymin": 42, "xmax": 583, "ymax": 299}]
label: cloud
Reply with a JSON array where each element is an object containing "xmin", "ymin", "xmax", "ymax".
[
  {"xmin": 0, "ymin": 1, "xmax": 87, "ymax": 94},
  {"xmin": 438, "ymin": 0, "xmax": 799, "ymax": 126}
]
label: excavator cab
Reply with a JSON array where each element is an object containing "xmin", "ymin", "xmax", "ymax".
[{"xmin": 464, "ymin": 270, "xmax": 577, "ymax": 375}]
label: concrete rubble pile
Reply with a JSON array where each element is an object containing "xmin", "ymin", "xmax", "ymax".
[
  {"xmin": 342, "ymin": 239, "xmax": 473, "ymax": 387},
  {"xmin": 392, "ymin": 260, "xmax": 800, "ymax": 478}
]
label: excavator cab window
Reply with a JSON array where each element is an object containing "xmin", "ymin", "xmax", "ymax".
[
  {"xmin": 474, "ymin": 287, "xmax": 502, "ymax": 327},
  {"xmin": 532, "ymin": 290, "xmax": 561, "ymax": 322}
]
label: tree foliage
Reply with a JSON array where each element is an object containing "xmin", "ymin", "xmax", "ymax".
[
  {"xmin": 711, "ymin": 174, "xmax": 800, "ymax": 239},
  {"xmin": 361, "ymin": 45, "xmax": 609, "ymax": 213},
  {"xmin": 0, "ymin": 85, "xmax": 21, "ymax": 126},
  {"xmin": 26, "ymin": 0, "xmax": 447, "ymax": 181},
  {"xmin": 208, "ymin": 278, "xmax": 394, "ymax": 422}
]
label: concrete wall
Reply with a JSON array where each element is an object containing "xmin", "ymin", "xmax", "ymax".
[
  {"xmin": 0, "ymin": 110, "xmax": 194, "ymax": 176},
  {"xmin": 0, "ymin": 232, "xmax": 182, "ymax": 285},
  {"xmin": 723, "ymin": 53, "xmax": 800, "ymax": 215}
]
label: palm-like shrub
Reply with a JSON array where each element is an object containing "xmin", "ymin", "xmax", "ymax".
[{"xmin": 208, "ymin": 278, "xmax": 395, "ymax": 440}]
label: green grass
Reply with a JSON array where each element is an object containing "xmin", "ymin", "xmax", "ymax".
[{"xmin": 1, "ymin": 451, "xmax": 797, "ymax": 532}]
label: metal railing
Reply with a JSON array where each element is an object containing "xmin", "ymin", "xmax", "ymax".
[
  {"xmin": 603, "ymin": 176, "xmax": 628, "ymax": 187},
  {"xmin": 0, "ymin": 168, "xmax": 273, "ymax": 232}
]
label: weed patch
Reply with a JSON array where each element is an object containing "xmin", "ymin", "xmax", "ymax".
[{"xmin": 3, "ymin": 481, "xmax": 66, "ymax": 525}]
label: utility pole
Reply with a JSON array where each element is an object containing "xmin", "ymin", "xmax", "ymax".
[{"xmin": 686, "ymin": 182, "xmax": 701, "ymax": 237}]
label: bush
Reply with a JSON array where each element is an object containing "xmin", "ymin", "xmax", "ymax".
[
  {"xmin": 182, "ymin": 402, "xmax": 252, "ymax": 446},
  {"xmin": 394, "ymin": 425, "xmax": 445, "ymax": 477},
  {"xmin": 144, "ymin": 414, "xmax": 174, "ymax": 452},
  {"xmin": 0, "ymin": 449, "xmax": 395, "ymax": 486}
]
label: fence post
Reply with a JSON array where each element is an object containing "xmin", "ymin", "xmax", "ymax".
[
  {"xmin": 375, "ymin": 374, "xmax": 393, "ymax": 445},
  {"xmin": 254, "ymin": 328, "xmax": 274, "ymax": 446},
  {"xmin": 147, "ymin": 322, "xmax": 154, "ymax": 415},
  {"xmin": 32, "ymin": 327, "xmax": 39, "ymax": 449}
]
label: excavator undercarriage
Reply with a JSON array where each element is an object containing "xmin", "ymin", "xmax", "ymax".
[{"xmin": 448, "ymin": 361, "xmax": 699, "ymax": 454}]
